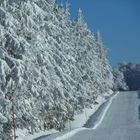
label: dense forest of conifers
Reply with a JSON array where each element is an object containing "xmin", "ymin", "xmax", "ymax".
[
  {"xmin": 113, "ymin": 63, "xmax": 140, "ymax": 91},
  {"xmin": 3, "ymin": 0, "xmax": 140, "ymax": 139}
]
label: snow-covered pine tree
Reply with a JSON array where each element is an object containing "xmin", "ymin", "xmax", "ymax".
[
  {"xmin": 113, "ymin": 67, "xmax": 128, "ymax": 91},
  {"xmin": 0, "ymin": 0, "xmax": 113, "ymax": 138},
  {"xmin": 95, "ymin": 31, "xmax": 113, "ymax": 94}
]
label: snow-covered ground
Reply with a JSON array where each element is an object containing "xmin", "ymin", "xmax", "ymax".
[{"xmin": 17, "ymin": 91, "xmax": 115, "ymax": 140}]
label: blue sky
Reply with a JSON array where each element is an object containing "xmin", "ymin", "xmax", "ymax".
[{"xmin": 56, "ymin": 0, "xmax": 140, "ymax": 66}]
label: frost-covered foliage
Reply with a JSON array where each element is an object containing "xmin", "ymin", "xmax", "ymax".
[
  {"xmin": 0, "ymin": 0, "xmax": 113, "ymax": 138},
  {"xmin": 114, "ymin": 63, "xmax": 140, "ymax": 91},
  {"xmin": 113, "ymin": 68, "xmax": 128, "ymax": 91}
]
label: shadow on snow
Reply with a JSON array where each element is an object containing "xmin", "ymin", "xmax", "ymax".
[{"xmin": 33, "ymin": 134, "xmax": 51, "ymax": 140}]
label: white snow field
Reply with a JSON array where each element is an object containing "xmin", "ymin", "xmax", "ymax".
[{"xmin": 36, "ymin": 91, "xmax": 140, "ymax": 140}]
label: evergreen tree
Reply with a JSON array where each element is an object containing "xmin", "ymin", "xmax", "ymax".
[{"xmin": 0, "ymin": 0, "xmax": 113, "ymax": 138}]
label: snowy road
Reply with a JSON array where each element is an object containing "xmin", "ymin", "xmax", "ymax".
[{"xmin": 68, "ymin": 91, "xmax": 140, "ymax": 140}]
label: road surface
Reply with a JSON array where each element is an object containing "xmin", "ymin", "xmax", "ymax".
[{"xmin": 68, "ymin": 91, "xmax": 140, "ymax": 140}]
